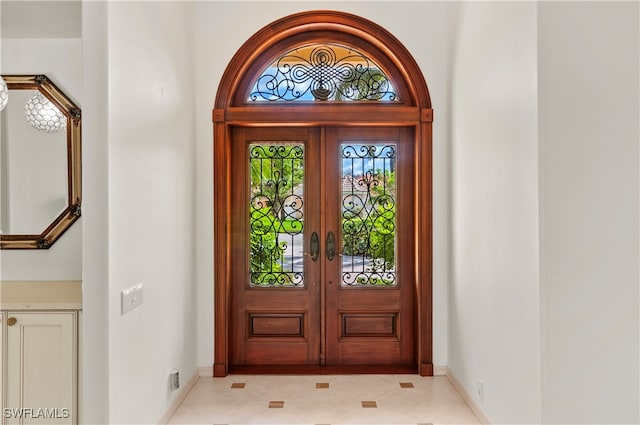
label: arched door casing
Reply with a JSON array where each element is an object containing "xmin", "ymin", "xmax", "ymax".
[{"xmin": 213, "ymin": 10, "xmax": 433, "ymax": 376}]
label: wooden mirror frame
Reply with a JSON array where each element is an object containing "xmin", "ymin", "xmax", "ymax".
[
  {"xmin": 1, "ymin": 75, "xmax": 81, "ymax": 249},
  {"xmin": 213, "ymin": 11, "xmax": 433, "ymax": 376}
]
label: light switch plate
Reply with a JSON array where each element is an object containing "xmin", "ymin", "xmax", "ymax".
[{"xmin": 121, "ymin": 283, "xmax": 144, "ymax": 314}]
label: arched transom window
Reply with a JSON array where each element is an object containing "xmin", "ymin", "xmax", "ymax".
[{"xmin": 248, "ymin": 43, "xmax": 398, "ymax": 102}]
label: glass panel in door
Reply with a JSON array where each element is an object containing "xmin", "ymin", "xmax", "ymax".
[
  {"xmin": 340, "ymin": 143, "xmax": 397, "ymax": 287},
  {"xmin": 249, "ymin": 143, "xmax": 305, "ymax": 287},
  {"xmin": 324, "ymin": 127, "xmax": 415, "ymax": 368},
  {"xmin": 230, "ymin": 128, "xmax": 321, "ymax": 369}
]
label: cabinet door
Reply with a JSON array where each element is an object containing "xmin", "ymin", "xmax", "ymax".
[{"xmin": 5, "ymin": 312, "xmax": 77, "ymax": 425}]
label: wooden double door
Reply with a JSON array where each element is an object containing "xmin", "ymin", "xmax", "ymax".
[{"xmin": 230, "ymin": 126, "xmax": 417, "ymax": 372}]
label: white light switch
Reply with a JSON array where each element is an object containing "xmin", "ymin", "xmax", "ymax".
[{"xmin": 121, "ymin": 283, "xmax": 144, "ymax": 314}]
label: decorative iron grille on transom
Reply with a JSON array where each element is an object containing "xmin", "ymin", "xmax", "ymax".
[
  {"xmin": 249, "ymin": 144, "xmax": 305, "ymax": 286},
  {"xmin": 341, "ymin": 144, "xmax": 397, "ymax": 286},
  {"xmin": 249, "ymin": 44, "xmax": 398, "ymax": 102}
]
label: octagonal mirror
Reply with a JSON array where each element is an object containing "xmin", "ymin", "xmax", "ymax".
[{"xmin": 0, "ymin": 74, "xmax": 81, "ymax": 249}]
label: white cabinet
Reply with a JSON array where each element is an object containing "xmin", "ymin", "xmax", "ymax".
[{"xmin": 2, "ymin": 311, "xmax": 78, "ymax": 425}]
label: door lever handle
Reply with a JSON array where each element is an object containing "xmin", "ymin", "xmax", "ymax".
[
  {"xmin": 309, "ymin": 231, "xmax": 320, "ymax": 262},
  {"xmin": 326, "ymin": 231, "xmax": 336, "ymax": 261}
]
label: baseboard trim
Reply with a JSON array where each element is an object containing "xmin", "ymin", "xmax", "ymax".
[
  {"xmin": 198, "ymin": 366, "xmax": 213, "ymax": 377},
  {"xmin": 433, "ymin": 365, "xmax": 447, "ymax": 376},
  {"xmin": 445, "ymin": 368, "xmax": 492, "ymax": 425},
  {"xmin": 156, "ymin": 369, "xmax": 199, "ymax": 425}
]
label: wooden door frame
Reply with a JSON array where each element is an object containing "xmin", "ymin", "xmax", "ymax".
[{"xmin": 212, "ymin": 10, "xmax": 433, "ymax": 377}]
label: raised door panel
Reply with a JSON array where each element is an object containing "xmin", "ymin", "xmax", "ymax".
[
  {"xmin": 324, "ymin": 127, "xmax": 416, "ymax": 368},
  {"xmin": 5, "ymin": 311, "xmax": 77, "ymax": 425},
  {"xmin": 230, "ymin": 127, "xmax": 322, "ymax": 368}
]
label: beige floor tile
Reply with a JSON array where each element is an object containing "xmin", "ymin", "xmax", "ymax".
[
  {"xmin": 166, "ymin": 405, "xmax": 210, "ymax": 425},
  {"xmin": 285, "ymin": 394, "xmax": 365, "ymax": 424},
  {"xmin": 167, "ymin": 374, "xmax": 480, "ymax": 425},
  {"xmin": 321, "ymin": 375, "xmax": 400, "ymax": 400},
  {"xmin": 243, "ymin": 375, "xmax": 317, "ymax": 402},
  {"xmin": 379, "ymin": 383, "xmax": 479, "ymax": 425}
]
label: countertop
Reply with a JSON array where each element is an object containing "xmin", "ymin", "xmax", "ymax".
[{"xmin": 1, "ymin": 281, "xmax": 82, "ymax": 310}]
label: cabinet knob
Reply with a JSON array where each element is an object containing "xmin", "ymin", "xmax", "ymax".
[{"xmin": 7, "ymin": 317, "xmax": 17, "ymax": 326}]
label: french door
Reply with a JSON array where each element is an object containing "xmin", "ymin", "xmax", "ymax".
[{"xmin": 230, "ymin": 126, "xmax": 416, "ymax": 372}]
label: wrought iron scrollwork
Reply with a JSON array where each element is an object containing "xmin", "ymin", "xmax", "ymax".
[
  {"xmin": 249, "ymin": 144, "xmax": 305, "ymax": 286},
  {"xmin": 250, "ymin": 44, "xmax": 398, "ymax": 102},
  {"xmin": 341, "ymin": 144, "xmax": 397, "ymax": 286}
]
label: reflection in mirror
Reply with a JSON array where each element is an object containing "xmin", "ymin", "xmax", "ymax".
[
  {"xmin": 1, "ymin": 90, "xmax": 68, "ymax": 234},
  {"xmin": 0, "ymin": 75, "xmax": 81, "ymax": 249}
]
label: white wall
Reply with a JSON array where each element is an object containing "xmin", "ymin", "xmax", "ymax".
[
  {"xmin": 77, "ymin": 2, "xmax": 640, "ymax": 424},
  {"xmin": 105, "ymin": 2, "xmax": 198, "ymax": 423},
  {"xmin": 0, "ymin": 38, "xmax": 82, "ymax": 280},
  {"xmin": 538, "ymin": 2, "xmax": 640, "ymax": 423},
  {"xmin": 192, "ymin": 0, "xmax": 456, "ymax": 372},
  {"xmin": 449, "ymin": 2, "xmax": 541, "ymax": 424},
  {"xmin": 1, "ymin": 1, "xmax": 81, "ymax": 39},
  {"xmin": 81, "ymin": 1, "xmax": 109, "ymax": 423}
]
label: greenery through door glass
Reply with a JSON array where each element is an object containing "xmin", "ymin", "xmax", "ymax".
[
  {"xmin": 248, "ymin": 142, "xmax": 397, "ymax": 287},
  {"xmin": 249, "ymin": 144, "xmax": 305, "ymax": 286},
  {"xmin": 341, "ymin": 144, "xmax": 397, "ymax": 286}
]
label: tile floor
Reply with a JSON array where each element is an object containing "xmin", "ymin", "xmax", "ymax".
[{"xmin": 168, "ymin": 374, "xmax": 480, "ymax": 425}]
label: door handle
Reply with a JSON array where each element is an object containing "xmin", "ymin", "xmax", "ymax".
[
  {"xmin": 326, "ymin": 231, "xmax": 336, "ymax": 261},
  {"xmin": 309, "ymin": 231, "xmax": 320, "ymax": 262}
]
